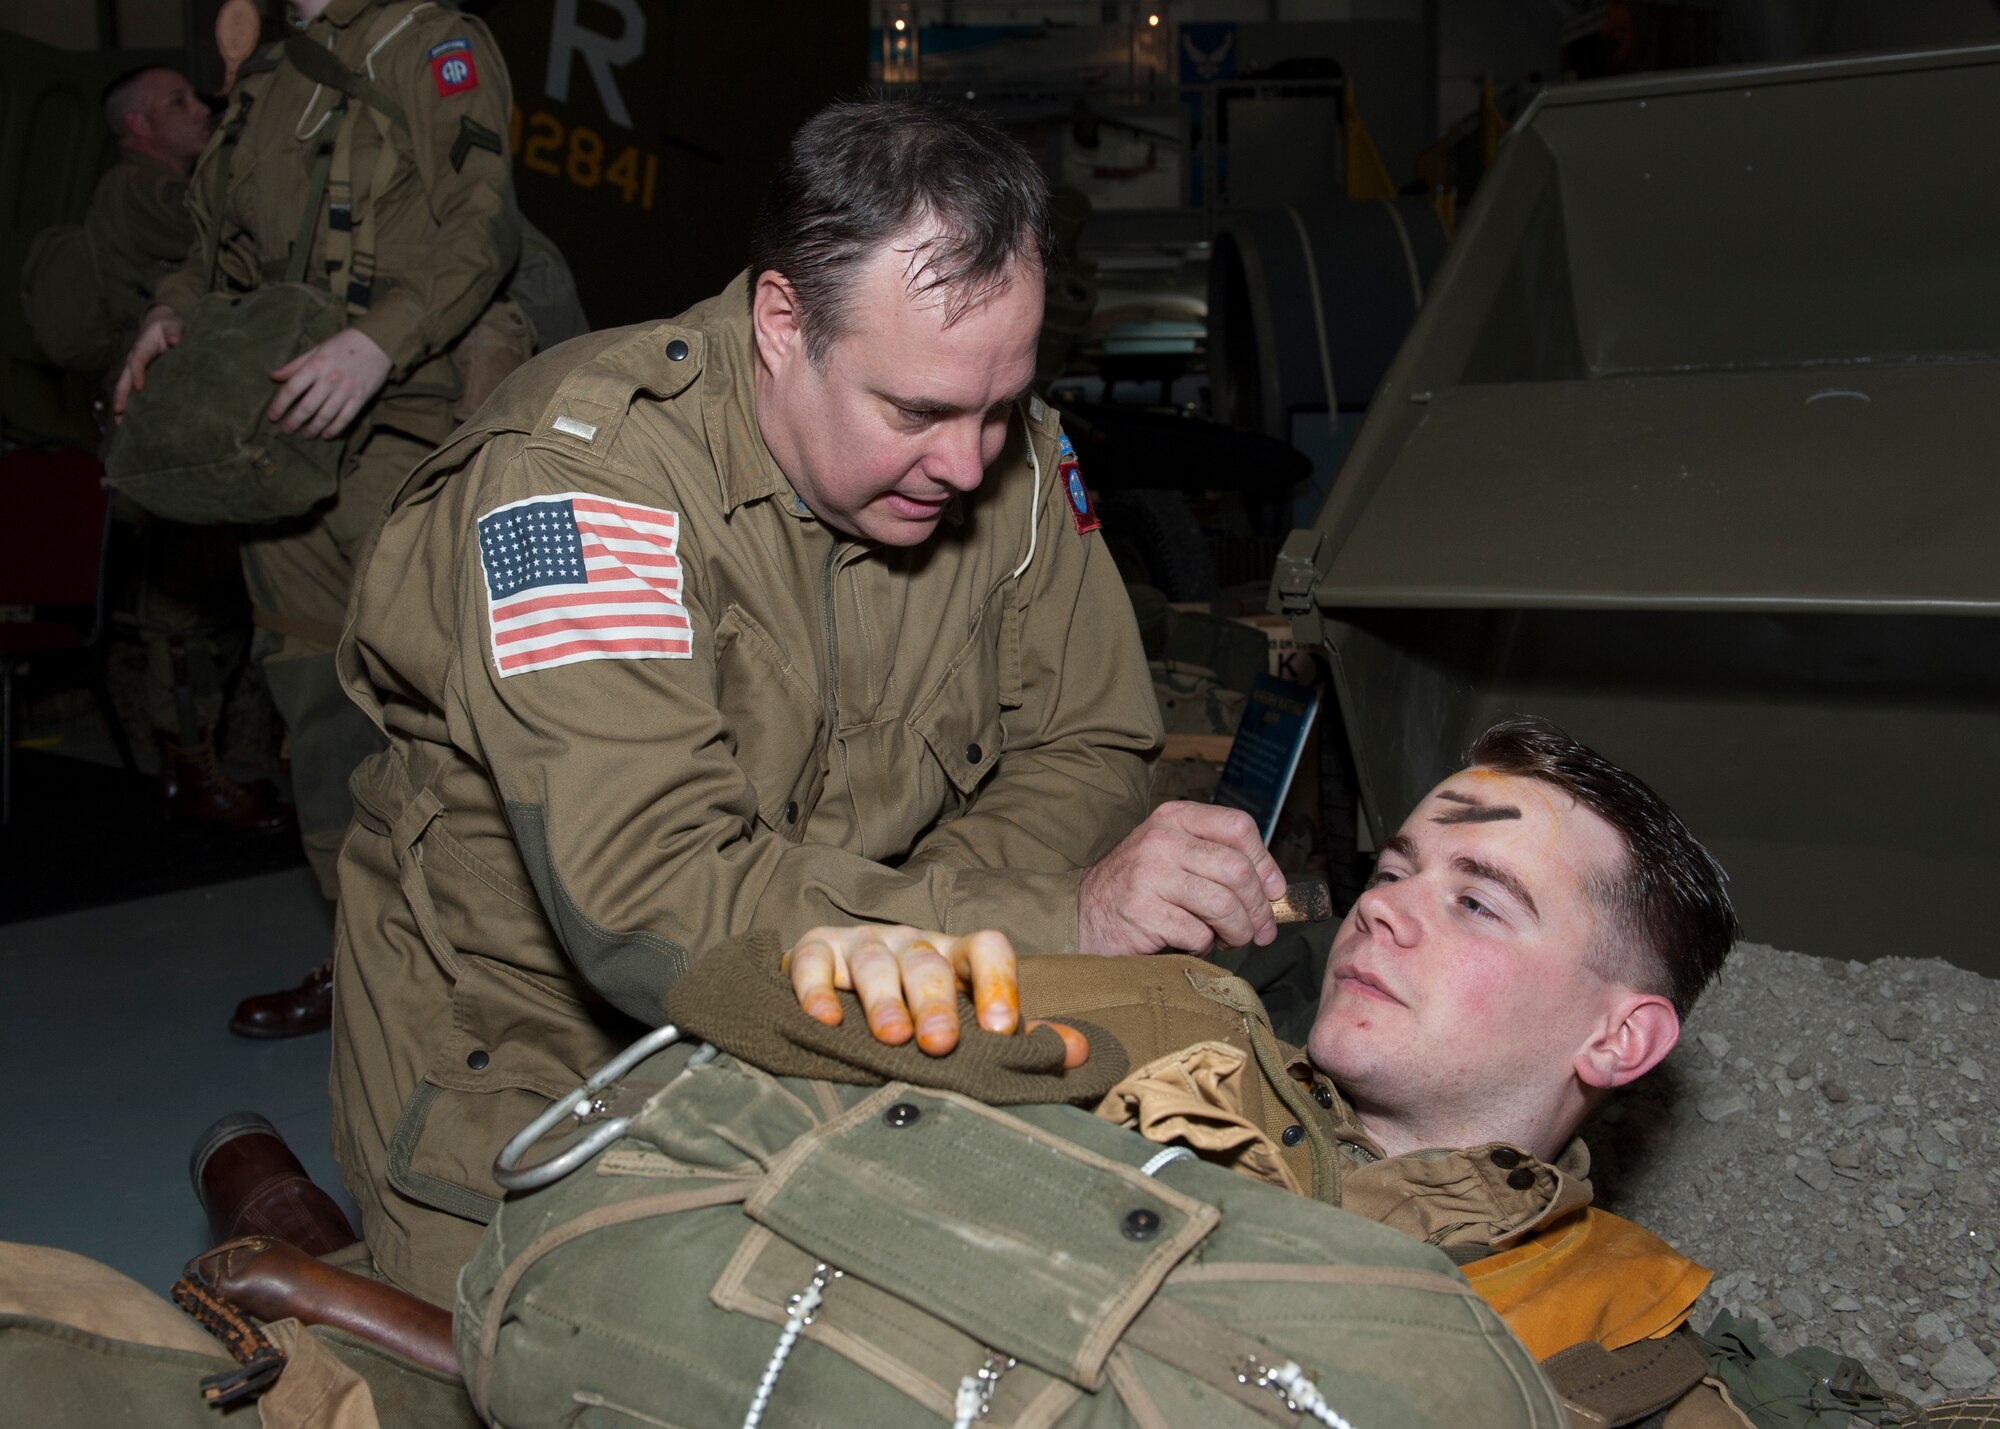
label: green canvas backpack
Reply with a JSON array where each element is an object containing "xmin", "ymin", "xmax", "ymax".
[
  {"xmin": 456, "ymin": 1029, "xmax": 1566, "ymax": 1429},
  {"xmin": 101, "ymin": 278, "xmax": 348, "ymax": 524},
  {"xmin": 20, "ymin": 224, "xmax": 117, "ymax": 374}
]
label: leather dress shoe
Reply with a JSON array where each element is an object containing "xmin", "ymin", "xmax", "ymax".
[
  {"xmin": 190, "ymin": 1112, "xmax": 358, "ymax": 1257},
  {"xmin": 229, "ymin": 959, "xmax": 333, "ymax": 1039}
]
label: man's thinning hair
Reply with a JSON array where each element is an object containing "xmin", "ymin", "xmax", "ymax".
[
  {"xmin": 749, "ymin": 95, "xmax": 1053, "ymax": 363},
  {"xmin": 1467, "ymin": 717, "xmax": 1738, "ymax": 1019},
  {"xmin": 102, "ymin": 66, "xmax": 171, "ymax": 137}
]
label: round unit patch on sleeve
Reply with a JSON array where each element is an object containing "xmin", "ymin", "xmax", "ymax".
[
  {"xmin": 429, "ymin": 38, "xmax": 479, "ymax": 97},
  {"xmin": 1057, "ymin": 432, "xmax": 1100, "ymax": 535},
  {"xmin": 476, "ymin": 492, "xmax": 692, "ymax": 677}
]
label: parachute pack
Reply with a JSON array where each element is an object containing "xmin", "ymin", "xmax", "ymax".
[{"xmin": 456, "ymin": 1031, "xmax": 1567, "ymax": 1429}]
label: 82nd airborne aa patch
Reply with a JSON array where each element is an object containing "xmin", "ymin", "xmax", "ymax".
[
  {"xmin": 429, "ymin": 38, "xmax": 479, "ymax": 97},
  {"xmin": 1057, "ymin": 432, "xmax": 1100, "ymax": 535}
]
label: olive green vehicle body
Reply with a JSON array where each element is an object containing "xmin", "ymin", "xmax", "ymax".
[{"xmin": 1275, "ymin": 43, "xmax": 2000, "ymax": 973}]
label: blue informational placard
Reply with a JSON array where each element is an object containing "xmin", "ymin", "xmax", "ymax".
[{"xmin": 1211, "ymin": 673, "xmax": 1320, "ymax": 845}]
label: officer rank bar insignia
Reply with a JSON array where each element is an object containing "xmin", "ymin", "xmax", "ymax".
[
  {"xmin": 476, "ymin": 492, "xmax": 692, "ymax": 677},
  {"xmin": 1057, "ymin": 432, "xmax": 1100, "ymax": 536},
  {"xmin": 429, "ymin": 38, "xmax": 478, "ymax": 97}
]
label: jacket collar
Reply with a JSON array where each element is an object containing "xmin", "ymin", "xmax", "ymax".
[
  {"xmin": 1337, "ymin": 1135, "xmax": 1596, "ymax": 1255},
  {"xmin": 698, "ymin": 273, "xmax": 797, "ymax": 517},
  {"xmin": 1281, "ymin": 1049, "xmax": 1595, "ymax": 1250},
  {"xmin": 317, "ymin": 0, "xmax": 382, "ymax": 29}
]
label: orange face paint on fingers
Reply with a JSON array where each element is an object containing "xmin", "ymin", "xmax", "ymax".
[{"xmin": 1027, "ymin": 1019, "xmax": 1091, "ymax": 1069}]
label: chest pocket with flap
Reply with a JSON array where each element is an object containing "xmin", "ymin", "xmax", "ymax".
[
  {"xmin": 714, "ymin": 604, "xmax": 826, "ymax": 839},
  {"xmin": 909, "ymin": 590, "xmax": 1018, "ymax": 802}
]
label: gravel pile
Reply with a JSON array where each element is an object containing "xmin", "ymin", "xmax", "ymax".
[{"xmin": 1581, "ymin": 942, "xmax": 2000, "ymax": 1407}]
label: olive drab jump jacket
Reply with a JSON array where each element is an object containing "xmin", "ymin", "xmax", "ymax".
[
  {"xmin": 151, "ymin": 0, "xmax": 520, "ymax": 448},
  {"xmin": 87, "ymin": 156, "xmax": 196, "ymax": 369},
  {"xmin": 330, "ymin": 278, "xmax": 1163, "ymax": 1300}
]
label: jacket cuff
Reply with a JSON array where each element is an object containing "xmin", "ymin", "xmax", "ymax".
[
  {"xmin": 944, "ymin": 865, "xmax": 1082, "ymax": 953},
  {"xmin": 151, "ymin": 268, "xmax": 202, "ymax": 321},
  {"xmin": 349, "ymin": 296, "xmax": 428, "ymax": 381}
]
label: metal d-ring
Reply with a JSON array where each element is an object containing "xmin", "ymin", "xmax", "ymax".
[{"xmin": 491, "ymin": 1022, "xmax": 684, "ymax": 1193}]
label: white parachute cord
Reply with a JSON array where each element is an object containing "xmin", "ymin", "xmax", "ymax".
[
  {"xmin": 949, "ymin": 1351, "xmax": 1015, "ymax": 1429},
  {"xmin": 1007, "ymin": 408, "xmax": 1041, "ymax": 582},
  {"xmin": 363, "ymin": 2, "xmax": 430, "ymax": 78},
  {"xmin": 1139, "ymin": 1146, "xmax": 1196, "ymax": 1177},
  {"xmin": 740, "ymin": 1263, "xmax": 839, "ymax": 1429},
  {"xmin": 1264, "ymin": 1361, "xmax": 1358, "ymax": 1429},
  {"xmin": 293, "ymin": 81, "xmax": 335, "ymax": 141},
  {"xmin": 296, "ymin": 0, "xmax": 431, "ymax": 137},
  {"xmin": 950, "ymin": 1376, "xmax": 984, "ymax": 1429}
]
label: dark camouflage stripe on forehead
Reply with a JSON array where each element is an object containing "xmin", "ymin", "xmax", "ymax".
[{"xmin": 1432, "ymin": 790, "xmax": 1521, "ymax": 825}]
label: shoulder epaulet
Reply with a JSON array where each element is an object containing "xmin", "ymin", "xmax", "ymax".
[{"xmin": 525, "ymin": 323, "xmax": 706, "ymax": 466}]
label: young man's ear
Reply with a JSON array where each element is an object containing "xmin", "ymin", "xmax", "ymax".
[
  {"xmin": 1574, "ymin": 994, "xmax": 1679, "ymax": 1092},
  {"xmin": 750, "ymin": 271, "xmax": 804, "ymax": 374}
]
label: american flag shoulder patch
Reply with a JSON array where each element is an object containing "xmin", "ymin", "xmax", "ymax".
[{"xmin": 476, "ymin": 491, "xmax": 693, "ymax": 678}]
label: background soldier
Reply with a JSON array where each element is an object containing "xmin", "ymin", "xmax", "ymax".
[
  {"xmin": 114, "ymin": 0, "xmax": 525, "ymax": 1038},
  {"xmin": 19, "ymin": 68, "xmax": 288, "ymax": 830},
  {"xmin": 88, "ymin": 69, "xmax": 215, "ymax": 363}
]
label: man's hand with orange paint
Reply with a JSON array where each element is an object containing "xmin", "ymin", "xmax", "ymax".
[{"xmin": 782, "ymin": 925, "xmax": 1087, "ymax": 1067}]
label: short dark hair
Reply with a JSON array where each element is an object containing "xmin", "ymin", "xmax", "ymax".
[
  {"xmin": 102, "ymin": 66, "xmax": 174, "ymax": 137},
  {"xmin": 1466, "ymin": 717, "xmax": 1738, "ymax": 1019},
  {"xmin": 748, "ymin": 94, "xmax": 1053, "ymax": 362}
]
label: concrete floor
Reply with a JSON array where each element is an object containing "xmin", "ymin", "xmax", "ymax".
[{"xmin": 0, "ymin": 866, "xmax": 360, "ymax": 1294}]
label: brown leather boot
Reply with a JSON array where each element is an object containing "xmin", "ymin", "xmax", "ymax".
[
  {"xmin": 190, "ymin": 1112, "xmax": 359, "ymax": 1257},
  {"xmin": 160, "ymin": 730, "xmax": 291, "ymax": 834},
  {"xmin": 228, "ymin": 960, "xmax": 333, "ymax": 1039}
]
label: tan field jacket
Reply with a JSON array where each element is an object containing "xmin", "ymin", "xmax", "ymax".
[{"xmin": 328, "ymin": 278, "xmax": 1160, "ymax": 1298}]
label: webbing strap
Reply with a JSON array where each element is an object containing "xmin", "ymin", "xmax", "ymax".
[
  {"xmin": 200, "ymin": 91, "xmax": 259, "ymax": 294},
  {"xmin": 290, "ymin": 11, "xmax": 414, "ymax": 314},
  {"xmin": 280, "ymin": 30, "xmax": 410, "ymax": 133},
  {"xmin": 340, "ymin": 106, "xmax": 400, "ymax": 313},
  {"xmin": 285, "ymin": 126, "xmax": 339, "ymax": 287},
  {"xmin": 1539, "ymin": 1330, "xmax": 1711, "ymax": 1427},
  {"xmin": 323, "ymin": 103, "xmax": 358, "ymax": 284},
  {"xmin": 390, "ymin": 785, "xmax": 463, "ymax": 980}
]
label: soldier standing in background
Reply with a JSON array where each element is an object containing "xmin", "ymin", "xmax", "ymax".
[
  {"xmin": 114, "ymin": 0, "xmax": 525, "ymax": 1038},
  {"xmin": 20, "ymin": 68, "xmax": 289, "ymax": 831}
]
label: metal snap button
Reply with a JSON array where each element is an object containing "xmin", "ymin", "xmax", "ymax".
[
  {"xmin": 1312, "ymin": 1085, "xmax": 1334, "ymax": 1108},
  {"xmin": 784, "ymin": 800, "xmax": 799, "ymax": 824},
  {"xmin": 665, "ymin": 338, "xmax": 689, "ymax": 361},
  {"xmin": 883, "ymin": 1102, "xmax": 921, "ymax": 1128},
  {"xmin": 1507, "ymin": 1167, "xmax": 1537, "ymax": 1191},
  {"xmin": 1489, "ymin": 1146, "xmax": 1523, "ymax": 1169},
  {"xmin": 1121, "ymin": 1208, "xmax": 1161, "ymax": 1241},
  {"xmin": 965, "ymin": 742, "xmax": 983, "ymax": 764},
  {"xmin": 466, "ymin": 1049, "xmax": 490, "ymax": 1070},
  {"xmin": 1281, "ymin": 1124, "xmax": 1305, "ymax": 1147}
]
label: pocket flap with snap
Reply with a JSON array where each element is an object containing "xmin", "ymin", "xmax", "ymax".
[{"xmin": 743, "ymin": 1085, "xmax": 1218, "ymax": 1390}]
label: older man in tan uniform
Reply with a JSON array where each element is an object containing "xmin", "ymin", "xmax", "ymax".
[
  {"xmin": 329, "ymin": 97, "xmax": 1285, "ymax": 1302},
  {"xmin": 116, "ymin": 0, "xmax": 522, "ymax": 1036}
]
